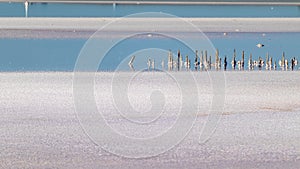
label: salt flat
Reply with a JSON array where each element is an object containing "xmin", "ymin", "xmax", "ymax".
[{"xmin": 0, "ymin": 72, "xmax": 299, "ymax": 168}]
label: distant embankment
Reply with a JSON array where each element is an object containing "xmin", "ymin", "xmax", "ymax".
[
  {"xmin": 1, "ymin": 17, "xmax": 300, "ymax": 38},
  {"xmin": 0, "ymin": 0, "xmax": 300, "ymax": 5}
]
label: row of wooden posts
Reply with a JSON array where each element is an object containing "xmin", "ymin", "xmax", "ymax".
[{"xmin": 146, "ymin": 49, "xmax": 298, "ymax": 71}]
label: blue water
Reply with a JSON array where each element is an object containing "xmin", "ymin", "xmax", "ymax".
[
  {"xmin": 1, "ymin": 2, "xmax": 299, "ymax": 71},
  {"xmin": 0, "ymin": 32, "xmax": 299, "ymax": 71},
  {"xmin": 1, "ymin": 2, "xmax": 300, "ymax": 17}
]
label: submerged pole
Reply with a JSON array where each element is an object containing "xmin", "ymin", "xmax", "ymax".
[
  {"xmin": 194, "ymin": 50, "xmax": 199, "ymax": 71},
  {"xmin": 219, "ymin": 57, "xmax": 222, "ymax": 70},
  {"xmin": 185, "ymin": 55, "xmax": 190, "ymax": 70},
  {"xmin": 248, "ymin": 53, "xmax": 253, "ymax": 70},
  {"xmin": 265, "ymin": 52, "xmax": 269, "ymax": 70},
  {"xmin": 285, "ymin": 59, "xmax": 289, "ymax": 70},
  {"xmin": 128, "ymin": 55, "xmax": 135, "ymax": 71},
  {"xmin": 215, "ymin": 49, "xmax": 219, "ymax": 70},
  {"xmin": 179, "ymin": 53, "xmax": 183, "ymax": 71},
  {"xmin": 168, "ymin": 50, "xmax": 173, "ymax": 71},
  {"xmin": 24, "ymin": 0, "xmax": 29, "ymax": 17},
  {"xmin": 205, "ymin": 50, "xmax": 208, "ymax": 71},
  {"xmin": 232, "ymin": 49, "xmax": 236, "ymax": 70},
  {"xmin": 177, "ymin": 50, "xmax": 180, "ymax": 71},
  {"xmin": 281, "ymin": 52, "xmax": 285, "ymax": 70},
  {"xmin": 242, "ymin": 50, "xmax": 245, "ymax": 70},
  {"xmin": 258, "ymin": 56, "xmax": 263, "ymax": 70},
  {"xmin": 200, "ymin": 50, "xmax": 203, "ymax": 71},
  {"xmin": 224, "ymin": 55, "xmax": 227, "ymax": 71},
  {"xmin": 269, "ymin": 57, "xmax": 273, "ymax": 70},
  {"xmin": 152, "ymin": 59, "xmax": 155, "ymax": 71},
  {"xmin": 209, "ymin": 55, "xmax": 212, "ymax": 70},
  {"xmin": 147, "ymin": 58, "xmax": 151, "ymax": 71}
]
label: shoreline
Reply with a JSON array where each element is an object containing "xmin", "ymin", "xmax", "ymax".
[
  {"xmin": 1, "ymin": 0, "xmax": 300, "ymax": 6},
  {"xmin": 1, "ymin": 18, "xmax": 300, "ymax": 32},
  {"xmin": 1, "ymin": 17, "xmax": 300, "ymax": 39}
]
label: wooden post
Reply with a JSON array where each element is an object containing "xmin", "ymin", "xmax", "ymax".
[
  {"xmin": 180, "ymin": 53, "xmax": 183, "ymax": 71},
  {"xmin": 242, "ymin": 50, "xmax": 245, "ymax": 70},
  {"xmin": 177, "ymin": 50, "xmax": 180, "ymax": 71},
  {"xmin": 205, "ymin": 50, "xmax": 208, "ymax": 71},
  {"xmin": 194, "ymin": 50, "xmax": 199, "ymax": 71},
  {"xmin": 269, "ymin": 57, "xmax": 272, "ymax": 70},
  {"xmin": 148, "ymin": 58, "xmax": 151, "ymax": 71},
  {"xmin": 265, "ymin": 52, "xmax": 269, "ymax": 70},
  {"xmin": 248, "ymin": 53, "xmax": 252, "ymax": 70},
  {"xmin": 168, "ymin": 50, "xmax": 173, "ymax": 71},
  {"xmin": 152, "ymin": 59, "xmax": 155, "ymax": 71},
  {"xmin": 281, "ymin": 52, "xmax": 285, "ymax": 70},
  {"xmin": 209, "ymin": 55, "xmax": 212, "ymax": 70},
  {"xmin": 24, "ymin": 1, "xmax": 29, "ymax": 18},
  {"xmin": 258, "ymin": 56, "xmax": 262, "ymax": 70},
  {"xmin": 128, "ymin": 55, "xmax": 135, "ymax": 71},
  {"xmin": 215, "ymin": 49, "xmax": 219, "ymax": 70},
  {"xmin": 185, "ymin": 55, "xmax": 189, "ymax": 70},
  {"xmin": 224, "ymin": 55, "xmax": 227, "ymax": 71},
  {"xmin": 232, "ymin": 49, "xmax": 236, "ymax": 70},
  {"xmin": 200, "ymin": 50, "xmax": 203, "ymax": 71},
  {"xmin": 219, "ymin": 57, "xmax": 222, "ymax": 70}
]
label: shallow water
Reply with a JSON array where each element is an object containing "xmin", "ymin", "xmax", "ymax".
[
  {"xmin": 1, "ymin": 2, "xmax": 300, "ymax": 17},
  {"xmin": 0, "ymin": 32, "xmax": 299, "ymax": 71}
]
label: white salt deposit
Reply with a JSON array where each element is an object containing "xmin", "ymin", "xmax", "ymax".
[{"xmin": 0, "ymin": 72, "xmax": 299, "ymax": 168}]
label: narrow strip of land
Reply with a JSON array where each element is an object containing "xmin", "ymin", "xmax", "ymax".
[
  {"xmin": 1, "ymin": 17, "xmax": 300, "ymax": 32},
  {"xmin": 1, "ymin": 0, "xmax": 300, "ymax": 5}
]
